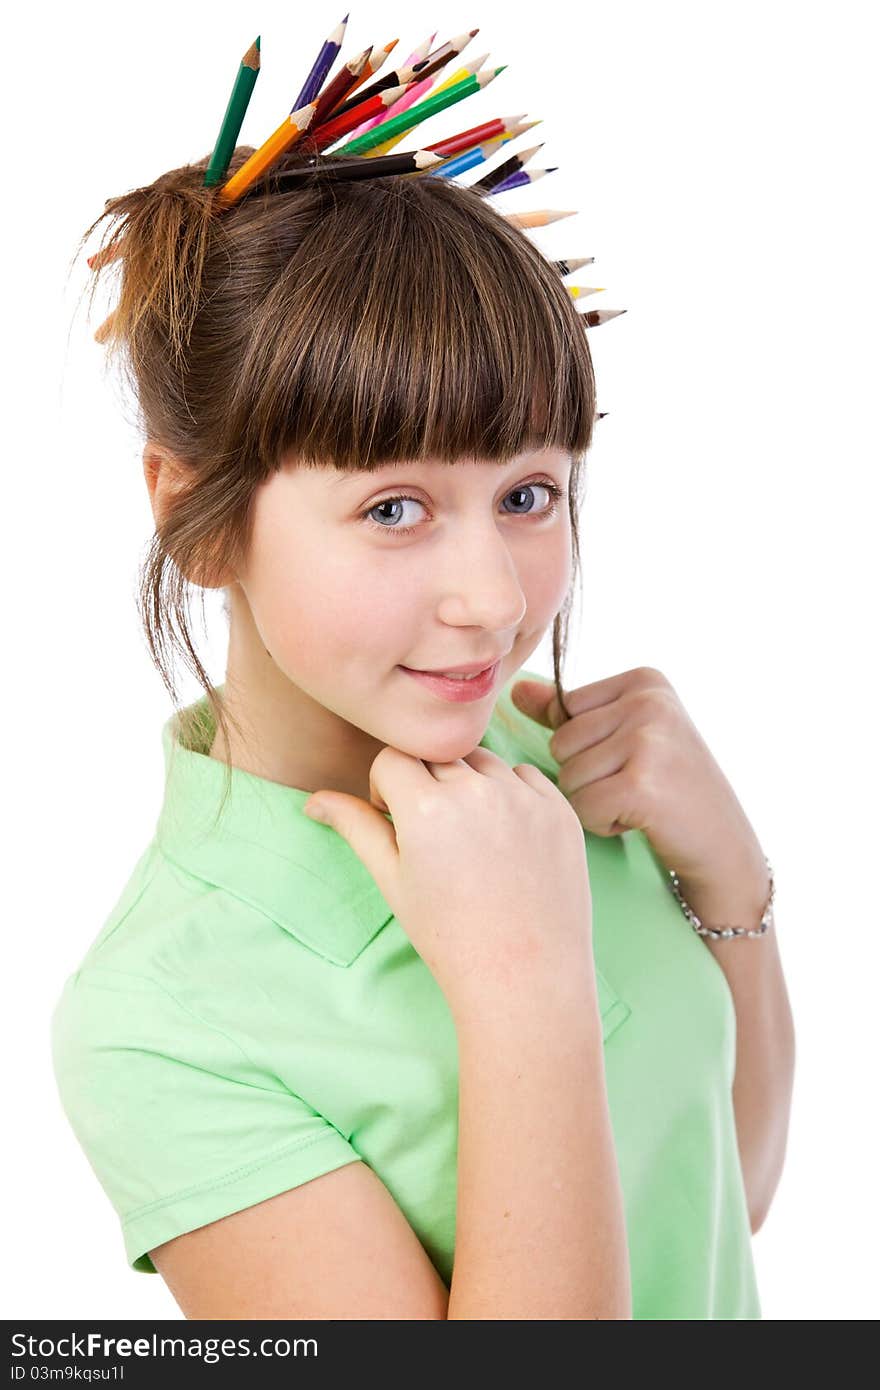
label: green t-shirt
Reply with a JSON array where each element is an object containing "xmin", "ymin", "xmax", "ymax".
[{"xmin": 50, "ymin": 668, "xmax": 761, "ymax": 1319}]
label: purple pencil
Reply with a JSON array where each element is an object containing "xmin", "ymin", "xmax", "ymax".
[
  {"xmin": 492, "ymin": 166, "xmax": 558, "ymax": 195},
  {"xmin": 292, "ymin": 13, "xmax": 350, "ymax": 111}
]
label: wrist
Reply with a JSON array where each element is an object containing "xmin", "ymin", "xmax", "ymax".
[
  {"xmin": 450, "ymin": 952, "xmax": 602, "ymax": 1038},
  {"xmin": 669, "ymin": 850, "xmax": 774, "ymax": 941}
]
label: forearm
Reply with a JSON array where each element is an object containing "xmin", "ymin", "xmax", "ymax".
[
  {"xmin": 675, "ymin": 854, "xmax": 796, "ymax": 1232},
  {"xmin": 447, "ymin": 965, "xmax": 631, "ymax": 1320}
]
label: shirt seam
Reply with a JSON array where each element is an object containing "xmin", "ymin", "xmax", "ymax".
[
  {"xmin": 87, "ymin": 855, "xmax": 163, "ymax": 958},
  {"xmin": 73, "ymin": 965, "xmax": 303, "ymax": 1102},
  {"xmin": 120, "ymin": 1128, "xmax": 355, "ymax": 1227}
]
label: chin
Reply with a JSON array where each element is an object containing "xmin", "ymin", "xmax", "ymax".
[{"xmin": 399, "ymin": 723, "xmax": 493, "ymax": 766}]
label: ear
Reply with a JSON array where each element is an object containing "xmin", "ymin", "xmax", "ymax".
[
  {"xmin": 142, "ymin": 442, "xmax": 236, "ymax": 590},
  {"xmin": 142, "ymin": 442, "xmax": 190, "ymax": 530}
]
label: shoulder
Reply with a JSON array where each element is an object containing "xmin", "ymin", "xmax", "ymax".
[
  {"xmin": 49, "ymin": 844, "xmax": 267, "ymax": 1122},
  {"xmin": 52, "ymin": 836, "xmax": 279, "ymax": 1006}
]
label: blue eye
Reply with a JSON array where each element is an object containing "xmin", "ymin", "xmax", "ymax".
[{"xmin": 362, "ymin": 480, "xmax": 564, "ymax": 538}]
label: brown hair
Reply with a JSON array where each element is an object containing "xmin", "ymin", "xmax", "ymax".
[{"xmin": 73, "ymin": 147, "xmax": 597, "ymax": 819}]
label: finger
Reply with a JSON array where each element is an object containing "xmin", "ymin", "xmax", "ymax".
[
  {"xmin": 510, "ymin": 760, "xmax": 563, "ymax": 798},
  {"xmin": 367, "ymin": 742, "xmax": 443, "ymax": 812},
  {"xmin": 461, "ymin": 746, "xmax": 531, "ymax": 781},
  {"xmin": 426, "ymin": 747, "xmax": 523, "ymax": 783},
  {"xmin": 302, "ymin": 788, "xmax": 401, "ymax": 902}
]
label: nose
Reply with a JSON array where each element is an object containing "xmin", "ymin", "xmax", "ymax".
[{"xmin": 434, "ymin": 522, "xmax": 528, "ymax": 632}]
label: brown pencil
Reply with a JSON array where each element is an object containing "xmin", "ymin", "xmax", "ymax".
[
  {"xmin": 264, "ymin": 148, "xmax": 445, "ymax": 189},
  {"xmin": 471, "ymin": 141, "xmax": 544, "ymax": 192},
  {"xmin": 580, "ymin": 308, "xmax": 628, "ymax": 327},
  {"xmin": 309, "ymin": 46, "xmax": 373, "ymax": 129}
]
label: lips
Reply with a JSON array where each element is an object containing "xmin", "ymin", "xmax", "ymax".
[
  {"xmin": 406, "ymin": 656, "xmax": 507, "ymax": 676},
  {"xmin": 399, "ymin": 660, "xmax": 503, "ymax": 702}
]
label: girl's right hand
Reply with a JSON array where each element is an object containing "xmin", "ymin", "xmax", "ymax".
[{"xmin": 302, "ymin": 745, "xmax": 594, "ymax": 1016}]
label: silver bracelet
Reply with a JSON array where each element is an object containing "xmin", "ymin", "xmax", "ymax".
[{"xmin": 667, "ymin": 853, "xmax": 775, "ymax": 940}]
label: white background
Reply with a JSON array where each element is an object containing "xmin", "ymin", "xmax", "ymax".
[{"xmin": 5, "ymin": 0, "xmax": 878, "ymax": 1320}]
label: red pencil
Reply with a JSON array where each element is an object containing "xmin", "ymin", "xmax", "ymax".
[{"xmin": 300, "ymin": 83, "xmax": 414, "ymax": 154}]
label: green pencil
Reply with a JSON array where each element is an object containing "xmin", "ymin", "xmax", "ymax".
[
  {"xmin": 204, "ymin": 37, "xmax": 262, "ymax": 187},
  {"xmin": 335, "ymin": 66, "xmax": 507, "ymax": 156}
]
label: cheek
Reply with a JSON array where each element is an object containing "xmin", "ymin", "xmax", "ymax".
[
  {"xmin": 244, "ymin": 513, "xmax": 415, "ymax": 672},
  {"xmin": 520, "ymin": 525, "xmax": 572, "ymax": 618}
]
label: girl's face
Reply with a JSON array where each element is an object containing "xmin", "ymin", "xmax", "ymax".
[{"xmin": 235, "ymin": 447, "xmax": 573, "ymax": 768}]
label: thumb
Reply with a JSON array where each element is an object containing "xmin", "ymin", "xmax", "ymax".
[
  {"xmin": 303, "ymin": 791, "xmax": 400, "ymax": 902},
  {"xmin": 510, "ymin": 678, "xmax": 567, "ymax": 731}
]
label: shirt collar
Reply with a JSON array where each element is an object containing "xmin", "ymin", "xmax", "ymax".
[{"xmin": 155, "ymin": 676, "xmax": 556, "ymax": 967}]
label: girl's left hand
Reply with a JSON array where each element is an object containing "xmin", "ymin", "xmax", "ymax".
[{"xmin": 510, "ymin": 666, "xmax": 765, "ymax": 892}]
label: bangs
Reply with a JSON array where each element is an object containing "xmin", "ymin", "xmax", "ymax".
[{"xmin": 231, "ymin": 172, "xmax": 596, "ymax": 473}]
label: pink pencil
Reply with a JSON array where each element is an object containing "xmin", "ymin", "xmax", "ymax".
[
  {"xmin": 349, "ymin": 32, "xmax": 436, "ymax": 139},
  {"xmin": 370, "ymin": 50, "xmax": 489, "ymax": 142}
]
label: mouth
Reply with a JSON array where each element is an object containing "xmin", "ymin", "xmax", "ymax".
[{"xmin": 397, "ymin": 659, "xmax": 502, "ymax": 703}]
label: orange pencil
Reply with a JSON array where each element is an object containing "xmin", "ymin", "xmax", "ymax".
[
  {"xmin": 502, "ymin": 209, "xmax": 577, "ymax": 228},
  {"xmin": 214, "ymin": 102, "xmax": 319, "ymax": 207},
  {"xmin": 94, "ymin": 309, "xmax": 116, "ymax": 343}
]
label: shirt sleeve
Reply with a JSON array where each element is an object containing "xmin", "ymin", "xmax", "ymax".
[{"xmin": 50, "ymin": 966, "xmax": 364, "ymax": 1273}]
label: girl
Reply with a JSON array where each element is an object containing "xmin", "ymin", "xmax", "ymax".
[{"xmin": 50, "ymin": 127, "xmax": 793, "ymax": 1317}]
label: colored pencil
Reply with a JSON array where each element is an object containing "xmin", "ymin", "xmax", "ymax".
[
  {"xmin": 360, "ymin": 41, "xmax": 488, "ymax": 147},
  {"xmin": 355, "ymin": 31, "xmax": 481, "ymax": 139},
  {"xmin": 490, "ymin": 165, "xmax": 558, "ymax": 195},
  {"xmin": 203, "ymin": 37, "xmax": 261, "ymax": 187},
  {"xmin": 330, "ymin": 38, "xmax": 399, "ymax": 115},
  {"xmin": 423, "ymin": 112, "xmax": 532, "ymax": 161},
  {"xmin": 214, "ymin": 102, "xmax": 319, "ymax": 207},
  {"xmin": 268, "ymin": 148, "xmax": 445, "ymax": 188},
  {"xmin": 93, "ymin": 309, "xmax": 116, "ymax": 343},
  {"xmin": 332, "ymin": 56, "xmax": 429, "ymax": 128},
  {"xmin": 429, "ymin": 133, "xmax": 512, "ymax": 178},
  {"xmin": 552, "ymin": 257, "xmax": 595, "ymax": 273},
  {"xmin": 292, "ymin": 14, "xmax": 349, "ymax": 110},
  {"xmin": 336, "ymin": 67, "xmax": 507, "ymax": 156},
  {"xmin": 503, "ymin": 208, "xmax": 575, "ymax": 227},
  {"xmin": 347, "ymin": 35, "xmax": 438, "ymax": 139},
  {"xmin": 579, "ymin": 309, "xmax": 628, "ymax": 327},
  {"xmin": 297, "ymin": 86, "xmax": 416, "ymax": 156},
  {"xmin": 309, "ymin": 46, "xmax": 373, "ymax": 129},
  {"xmin": 471, "ymin": 141, "xmax": 544, "ymax": 192},
  {"xmin": 429, "ymin": 119, "xmax": 540, "ymax": 177},
  {"xmin": 366, "ymin": 48, "xmax": 488, "ymax": 157},
  {"xmin": 87, "ymin": 244, "xmax": 120, "ymax": 272}
]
